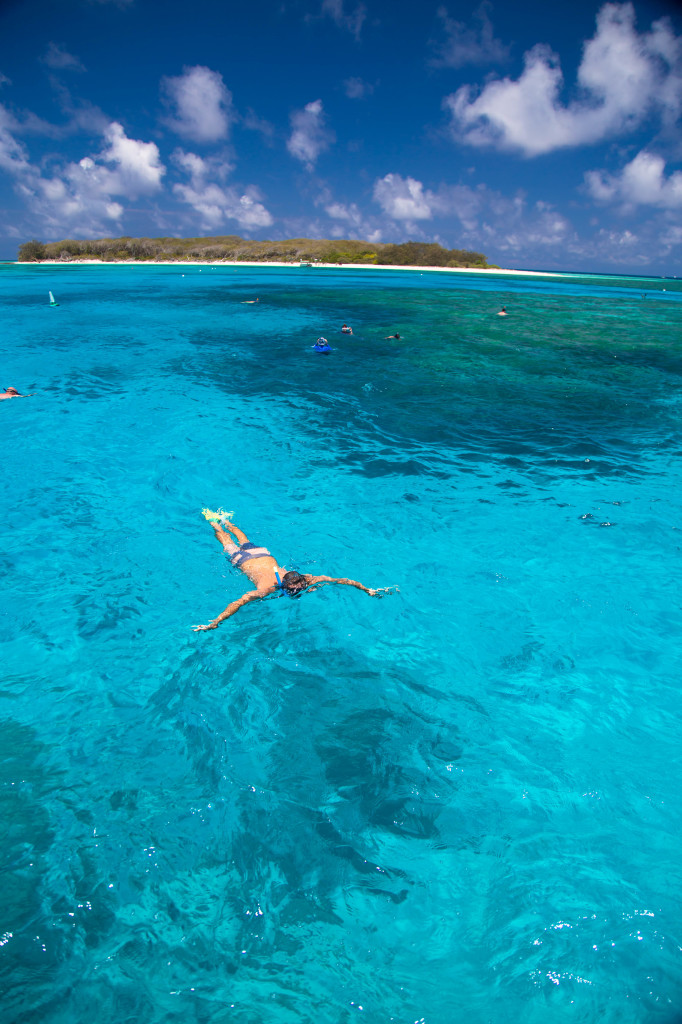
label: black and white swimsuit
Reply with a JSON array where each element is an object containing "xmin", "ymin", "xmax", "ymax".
[{"xmin": 229, "ymin": 542, "xmax": 273, "ymax": 568}]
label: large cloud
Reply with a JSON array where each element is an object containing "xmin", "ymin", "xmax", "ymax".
[
  {"xmin": 586, "ymin": 151, "xmax": 682, "ymax": 208},
  {"xmin": 286, "ymin": 99, "xmax": 333, "ymax": 170},
  {"xmin": 445, "ymin": 3, "xmax": 682, "ymax": 156},
  {"xmin": 172, "ymin": 149, "xmax": 273, "ymax": 231},
  {"xmin": 372, "ymin": 171, "xmax": 572, "ymax": 252},
  {"xmin": 4, "ymin": 119, "xmax": 164, "ymax": 236},
  {"xmin": 161, "ymin": 65, "xmax": 233, "ymax": 143}
]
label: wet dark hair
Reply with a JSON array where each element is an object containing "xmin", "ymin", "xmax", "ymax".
[{"xmin": 281, "ymin": 570, "xmax": 309, "ymax": 594}]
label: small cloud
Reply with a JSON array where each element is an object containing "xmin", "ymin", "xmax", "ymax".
[
  {"xmin": 287, "ymin": 99, "xmax": 334, "ymax": 171},
  {"xmin": 41, "ymin": 43, "xmax": 86, "ymax": 72},
  {"xmin": 325, "ymin": 200, "xmax": 366, "ymax": 229},
  {"xmin": 242, "ymin": 108, "xmax": 275, "ymax": 141},
  {"xmin": 0, "ymin": 104, "xmax": 30, "ymax": 175},
  {"xmin": 344, "ymin": 76, "xmax": 374, "ymax": 99},
  {"xmin": 585, "ymin": 150, "xmax": 682, "ymax": 209},
  {"xmin": 431, "ymin": 2, "xmax": 510, "ymax": 68},
  {"xmin": 0, "ymin": 73, "xmax": 11, "ymax": 88},
  {"xmin": 373, "ymin": 174, "xmax": 433, "ymax": 220},
  {"xmin": 319, "ymin": 0, "xmax": 366, "ymax": 40},
  {"xmin": 161, "ymin": 65, "xmax": 233, "ymax": 143}
]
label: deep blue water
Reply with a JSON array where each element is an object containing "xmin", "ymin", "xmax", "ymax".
[{"xmin": 2, "ymin": 263, "xmax": 682, "ymax": 1024}]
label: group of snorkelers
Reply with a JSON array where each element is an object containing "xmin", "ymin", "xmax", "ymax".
[
  {"xmin": 314, "ymin": 323, "xmax": 403, "ymax": 352},
  {"xmin": 5, "ymin": 298, "xmax": 507, "ymax": 630}
]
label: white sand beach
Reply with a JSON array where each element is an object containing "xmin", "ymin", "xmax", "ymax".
[{"xmin": 28, "ymin": 259, "xmax": 568, "ymax": 278}]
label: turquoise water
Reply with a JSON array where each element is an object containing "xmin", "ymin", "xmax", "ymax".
[{"xmin": 2, "ymin": 263, "xmax": 682, "ymax": 1024}]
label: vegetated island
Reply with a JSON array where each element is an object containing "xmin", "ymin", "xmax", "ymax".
[{"xmin": 17, "ymin": 235, "xmax": 494, "ymax": 269}]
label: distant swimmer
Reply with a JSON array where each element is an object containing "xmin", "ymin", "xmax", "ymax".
[
  {"xmin": 313, "ymin": 337, "xmax": 331, "ymax": 352},
  {"xmin": 384, "ymin": 332, "xmax": 401, "ymax": 339},
  {"xmin": 0, "ymin": 386, "xmax": 33, "ymax": 401},
  {"xmin": 241, "ymin": 297, "xmax": 260, "ymax": 304},
  {"xmin": 341, "ymin": 323, "xmax": 353, "ymax": 334},
  {"xmin": 497, "ymin": 306, "xmax": 508, "ymax": 316},
  {"xmin": 193, "ymin": 510, "xmax": 388, "ymax": 631}
]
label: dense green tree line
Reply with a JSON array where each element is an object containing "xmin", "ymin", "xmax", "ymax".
[{"xmin": 17, "ymin": 234, "xmax": 491, "ymax": 268}]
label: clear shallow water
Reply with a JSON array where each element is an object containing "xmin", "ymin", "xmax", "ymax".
[{"xmin": 2, "ymin": 264, "xmax": 682, "ymax": 1024}]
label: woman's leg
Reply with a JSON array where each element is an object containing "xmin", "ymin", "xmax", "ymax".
[
  {"xmin": 210, "ymin": 522, "xmax": 239, "ymax": 554},
  {"xmin": 225, "ymin": 522, "xmax": 249, "ymax": 546}
]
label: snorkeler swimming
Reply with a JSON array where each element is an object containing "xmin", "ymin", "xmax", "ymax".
[
  {"xmin": 193, "ymin": 509, "xmax": 386, "ymax": 631},
  {"xmin": 0, "ymin": 386, "xmax": 34, "ymax": 400}
]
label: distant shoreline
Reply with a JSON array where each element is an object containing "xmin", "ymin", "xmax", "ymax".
[{"xmin": 18, "ymin": 259, "xmax": 569, "ymax": 279}]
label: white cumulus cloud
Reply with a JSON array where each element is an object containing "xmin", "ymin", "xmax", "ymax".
[
  {"xmin": 172, "ymin": 149, "xmax": 273, "ymax": 231},
  {"xmin": 4, "ymin": 119, "xmax": 164, "ymax": 236},
  {"xmin": 101, "ymin": 121, "xmax": 165, "ymax": 194},
  {"xmin": 161, "ymin": 65, "xmax": 233, "ymax": 143},
  {"xmin": 287, "ymin": 99, "xmax": 333, "ymax": 170},
  {"xmin": 445, "ymin": 2, "xmax": 682, "ymax": 156},
  {"xmin": 373, "ymin": 174, "xmax": 433, "ymax": 220},
  {"xmin": 585, "ymin": 151, "xmax": 682, "ymax": 208}
]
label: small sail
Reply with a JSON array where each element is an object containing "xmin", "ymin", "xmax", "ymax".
[{"xmin": 49, "ymin": 291, "xmax": 59, "ymax": 306}]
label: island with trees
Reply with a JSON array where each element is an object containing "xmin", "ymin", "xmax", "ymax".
[{"xmin": 17, "ymin": 235, "xmax": 492, "ymax": 269}]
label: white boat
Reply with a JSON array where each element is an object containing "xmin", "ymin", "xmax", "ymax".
[{"xmin": 49, "ymin": 291, "xmax": 59, "ymax": 307}]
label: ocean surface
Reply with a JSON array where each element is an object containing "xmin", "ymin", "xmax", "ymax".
[{"xmin": 2, "ymin": 263, "xmax": 682, "ymax": 1024}]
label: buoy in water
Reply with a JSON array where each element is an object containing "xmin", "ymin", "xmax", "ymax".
[{"xmin": 49, "ymin": 291, "xmax": 59, "ymax": 306}]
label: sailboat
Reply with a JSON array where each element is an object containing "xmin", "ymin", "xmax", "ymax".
[{"xmin": 49, "ymin": 291, "xmax": 59, "ymax": 307}]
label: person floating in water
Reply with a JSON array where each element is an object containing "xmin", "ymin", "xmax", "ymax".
[
  {"xmin": 384, "ymin": 332, "xmax": 401, "ymax": 339},
  {"xmin": 0, "ymin": 386, "xmax": 33, "ymax": 401},
  {"xmin": 241, "ymin": 297, "xmax": 259, "ymax": 304},
  {"xmin": 313, "ymin": 337, "xmax": 331, "ymax": 352},
  {"xmin": 497, "ymin": 306, "xmax": 508, "ymax": 316},
  {"xmin": 341, "ymin": 323, "xmax": 353, "ymax": 334},
  {"xmin": 193, "ymin": 510, "xmax": 385, "ymax": 631}
]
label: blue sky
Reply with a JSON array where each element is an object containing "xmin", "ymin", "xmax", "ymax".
[{"xmin": 1, "ymin": 0, "xmax": 681, "ymax": 272}]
